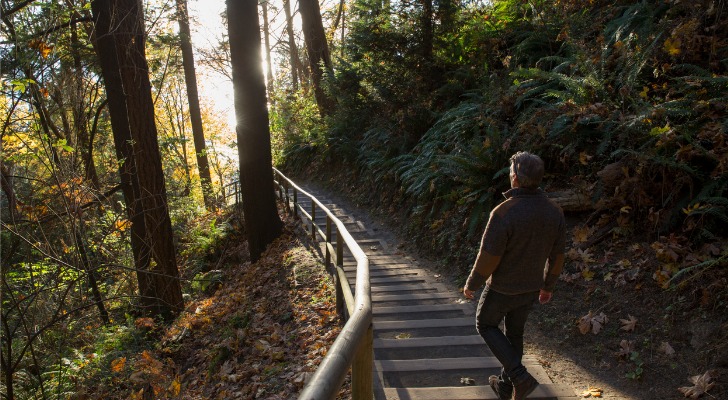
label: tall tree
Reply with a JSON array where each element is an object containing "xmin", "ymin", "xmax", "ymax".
[
  {"xmin": 175, "ymin": 0, "xmax": 215, "ymax": 209},
  {"xmin": 91, "ymin": 0, "xmax": 183, "ymax": 319},
  {"xmin": 283, "ymin": 0, "xmax": 300, "ymax": 91},
  {"xmin": 261, "ymin": 0, "xmax": 274, "ymax": 96},
  {"xmin": 299, "ymin": 0, "xmax": 335, "ymax": 116},
  {"xmin": 421, "ymin": 0, "xmax": 433, "ymax": 64},
  {"xmin": 226, "ymin": 0, "xmax": 282, "ymax": 261}
]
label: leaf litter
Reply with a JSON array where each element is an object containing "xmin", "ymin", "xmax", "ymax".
[{"xmin": 92, "ymin": 219, "xmax": 348, "ymax": 399}]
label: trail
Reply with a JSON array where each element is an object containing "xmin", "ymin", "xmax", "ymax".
[{"xmin": 293, "ymin": 180, "xmax": 579, "ymax": 399}]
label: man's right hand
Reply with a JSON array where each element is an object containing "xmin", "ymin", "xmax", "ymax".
[
  {"xmin": 463, "ymin": 287, "xmax": 474, "ymax": 300},
  {"xmin": 539, "ymin": 289, "xmax": 552, "ymax": 304}
]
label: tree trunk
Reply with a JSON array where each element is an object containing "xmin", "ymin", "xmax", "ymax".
[
  {"xmin": 284, "ymin": 0, "xmax": 299, "ymax": 91},
  {"xmin": 420, "ymin": 0, "xmax": 433, "ymax": 66},
  {"xmin": 261, "ymin": 0, "xmax": 274, "ymax": 97},
  {"xmin": 175, "ymin": 0, "xmax": 215, "ymax": 210},
  {"xmin": 299, "ymin": 0, "xmax": 335, "ymax": 116},
  {"xmin": 91, "ymin": 0, "xmax": 183, "ymax": 320},
  {"xmin": 226, "ymin": 0, "xmax": 283, "ymax": 262},
  {"xmin": 0, "ymin": 161, "xmax": 19, "ymax": 219},
  {"xmin": 71, "ymin": 19, "xmax": 101, "ymax": 191},
  {"xmin": 74, "ymin": 223, "xmax": 110, "ymax": 325}
]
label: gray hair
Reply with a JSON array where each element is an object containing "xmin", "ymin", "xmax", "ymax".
[{"xmin": 510, "ymin": 151, "xmax": 544, "ymax": 188}]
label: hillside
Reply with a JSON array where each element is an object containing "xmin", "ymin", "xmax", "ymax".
[{"xmin": 273, "ymin": 1, "xmax": 728, "ymax": 397}]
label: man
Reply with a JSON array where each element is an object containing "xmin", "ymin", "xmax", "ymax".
[{"xmin": 463, "ymin": 151, "xmax": 566, "ymax": 400}]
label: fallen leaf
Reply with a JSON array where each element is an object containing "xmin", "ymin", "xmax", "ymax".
[
  {"xmin": 659, "ymin": 341, "xmax": 675, "ymax": 356},
  {"xmin": 460, "ymin": 377, "xmax": 475, "ymax": 385},
  {"xmin": 578, "ymin": 311, "xmax": 608, "ymax": 335},
  {"xmin": 663, "ymin": 37, "xmax": 681, "ymax": 56},
  {"xmin": 111, "ymin": 357, "xmax": 126, "ymax": 373},
  {"xmin": 678, "ymin": 371, "xmax": 715, "ymax": 398},
  {"xmin": 581, "ymin": 386, "xmax": 604, "ymax": 397},
  {"xmin": 620, "ymin": 315, "xmax": 637, "ymax": 332},
  {"xmin": 169, "ymin": 377, "xmax": 181, "ymax": 396},
  {"xmin": 582, "ymin": 268, "xmax": 595, "ymax": 281},
  {"xmin": 617, "ymin": 340, "xmax": 633, "ymax": 358},
  {"xmin": 579, "ymin": 152, "xmax": 592, "ymax": 166}
]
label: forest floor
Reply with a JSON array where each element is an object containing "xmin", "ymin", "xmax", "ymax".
[
  {"xmin": 86, "ymin": 183, "xmax": 726, "ymax": 400},
  {"xmin": 299, "ymin": 178, "xmax": 728, "ymax": 400},
  {"xmin": 85, "ymin": 214, "xmax": 350, "ymax": 400}
]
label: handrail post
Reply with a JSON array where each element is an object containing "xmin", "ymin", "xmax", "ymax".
[
  {"xmin": 335, "ymin": 232, "xmax": 345, "ymax": 317},
  {"xmin": 285, "ymin": 182, "xmax": 291, "ymax": 214},
  {"xmin": 325, "ymin": 216, "xmax": 332, "ymax": 271},
  {"xmin": 310, "ymin": 202, "xmax": 316, "ymax": 240},
  {"xmin": 352, "ymin": 324, "xmax": 374, "ymax": 400},
  {"xmin": 293, "ymin": 189, "xmax": 298, "ymax": 218}
]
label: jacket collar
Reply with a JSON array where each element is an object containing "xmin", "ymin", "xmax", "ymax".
[{"xmin": 503, "ymin": 187, "xmax": 544, "ymax": 199}]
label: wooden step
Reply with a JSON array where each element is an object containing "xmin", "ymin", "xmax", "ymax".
[
  {"xmin": 368, "ymin": 276, "xmax": 428, "ymax": 285},
  {"xmin": 375, "ymin": 317, "xmax": 473, "ymax": 331},
  {"xmin": 344, "ymin": 264, "xmax": 415, "ymax": 272},
  {"xmin": 368, "ymin": 284, "xmax": 436, "ymax": 293},
  {"xmin": 346, "ymin": 270, "xmax": 422, "ymax": 279},
  {"xmin": 372, "ymin": 292, "xmax": 461, "ymax": 303},
  {"xmin": 375, "ymin": 335, "xmax": 483, "ymax": 348},
  {"xmin": 373, "ymin": 304, "xmax": 472, "ymax": 317},
  {"xmin": 376, "ymin": 356, "xmax": 511, "ymax": 372},
  {"xmin": 383, "ymin": 383, "xmax": 578, "ymax": 399}
]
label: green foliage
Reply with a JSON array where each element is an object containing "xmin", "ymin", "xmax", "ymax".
[
  {"xmin": 625, "ymin": 351, "xmax": 645, "ymax": 380},
  {"xmin": 277, "ymin": 0, "xmax": 728, "ymax": 268},
  {"xmin": 269, "ymin": 90, "xmax": 328, "ymax": 168}
]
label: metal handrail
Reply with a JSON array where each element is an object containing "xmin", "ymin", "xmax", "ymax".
[{"xmin": 271, "ymin": 168, "xmax": 373, "ymax": 399}]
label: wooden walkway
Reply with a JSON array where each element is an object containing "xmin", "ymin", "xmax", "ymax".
[{"xmin": 295, "ymin": 185, "xmax": 577, "ymax": 400}]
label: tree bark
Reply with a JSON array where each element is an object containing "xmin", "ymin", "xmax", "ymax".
[
  {"xmin": 261, "ymin": 0, "xmax": 274, "ymax": 97},
  {"xmin": 284, "ymin": 0, "xmax": 299, "ymax": 91},
  {"xmin": 70, "ymin": 19, "xmax": 101, "ymax": 191},
  {"xmin": 0, "ymin": 161, "xmax": 18, "ymax": 219},
  {"xmin": 299, "ymin": 0, "xmax": 335, "ymax": 116},
  {"xmin": 226, "ymin": 0, "xmax": 283, "ymax": 262},
  {"xmin": 91, "ymin": 0, "xmax": 183, "ymax": 319},
  {"xmin": 175, "ymin": 0, "xmax": 215, "ymax": 210},
  {"xmin": 420, "ymin": 0, "xmax": 433, "ymax": 66}
]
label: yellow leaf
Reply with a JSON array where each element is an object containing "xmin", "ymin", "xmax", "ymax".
[
  {"xmin": 111, "ymin": 357, "xmax": 126, "ymax": 373},
  {"xmin": 582, "ymin": 268, "xmax": 595, "ymax": 281},
  {"xmin": 579, "ymin": 152, "xmax": 592, "ymax": 165},
  {"xmin": 572, "ymin": 225, "xmax": 592, "ymax": 244},
  {"xmin": 169, "ymin": 377, "xmax": 181, "ymax": 396},
  {"xmin": 639, "ymin": 86, "xmax": 649, "ymax": 98},
  {"xmin": 115, "ymin": 219, "xmax": 131, "ymax": 232},
  {"xmin": 663, "ymin": 37, "xmax": 681, "ymax": 56}
]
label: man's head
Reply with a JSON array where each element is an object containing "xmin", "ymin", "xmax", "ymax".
[{"xmin": 509, "ymin": 151, "xmax": 544, "ymax": 189}]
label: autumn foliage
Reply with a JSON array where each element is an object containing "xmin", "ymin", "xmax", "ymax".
[{"xmin": 73, "ymin": 216, "xmax": 344, "ymax": 399}]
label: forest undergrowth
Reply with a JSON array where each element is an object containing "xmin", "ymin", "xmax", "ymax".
[{"xmin": 71, "ymin": 210, "xmax": 348, "ymax": 400}]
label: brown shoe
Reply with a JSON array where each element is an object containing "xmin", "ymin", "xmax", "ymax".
[
  {"xmin": 488, "ymin": 375, "xmax": 512, "ymax": 400},
  {"xmin": 512, "ymin": 373, "xmax": 538, "ymax": 400}
]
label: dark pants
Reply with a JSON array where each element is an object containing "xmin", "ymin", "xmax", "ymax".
[{"xmin": 476, "ymin": 287, "xmax": 538, "ymax": 385}]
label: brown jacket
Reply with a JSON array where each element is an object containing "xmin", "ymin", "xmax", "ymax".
[{"xmin": 465, "ymin": 187, "xmax": 566, "ymax": 294}]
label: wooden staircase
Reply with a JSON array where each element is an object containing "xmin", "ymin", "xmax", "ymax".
[{"xmin": 294, "ymin": 185, "xmax": 577, "ymax": 400}]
